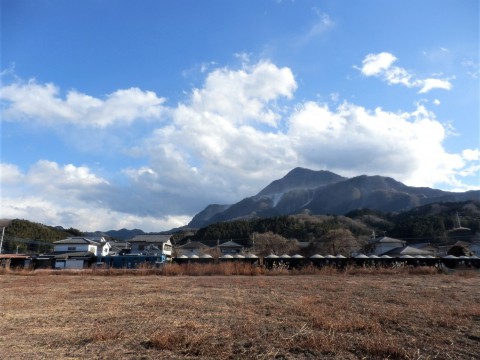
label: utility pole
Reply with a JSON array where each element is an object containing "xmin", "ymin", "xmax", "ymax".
[{"xmin": 0, "ymin": 227, "xmax": 5, "ymax": 254}]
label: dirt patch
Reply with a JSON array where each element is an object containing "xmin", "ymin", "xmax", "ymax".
[{"xmin": 1, "ymin": 274, "xmax": 479, "ymax": 359}]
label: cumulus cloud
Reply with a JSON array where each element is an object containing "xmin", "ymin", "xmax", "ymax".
[
  {"xmin": 462, "ymin": 149, "xmax": 480, "ymax": 161},
  {"xmin": 360, "ymin": 52, "xmax": 397, "ymax": 76},
  {"xmin": 188, "ymin": 60, "xmax": 296, "ymax": 127},
  {"xmin": 0, "ymin": 163, "xmax": 24, "ymax": 184},
  {"xmin": 1, "ymin": 59, "xmax": 477, "ymax": 231},
  {"xmin": 0, "ymin": 161, "xmax": 190, "ymax": 231},
  {"xmin": 0, "ymin": 80, "xmax": 166, "ymax": 127},
  {"xmin": 358, "ymin": 52, "xmax": 453, "ymax": 93}
]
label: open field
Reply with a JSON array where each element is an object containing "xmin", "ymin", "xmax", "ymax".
[{"xmin": 1, "ymin": 271, "xmax": 479, "ymax": 359}]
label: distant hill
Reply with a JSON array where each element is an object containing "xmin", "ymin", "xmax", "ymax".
[
  {"xmin": 88, "ymin": 228, "xmax": 145, "ymax": 241},
  {"xmin": 189, "ymin": 167, "xmax": 480, "ymax": 228},
  {"xmin": 3, "ymin": 219, "xmax": 82, "ymax": 241},
  {"xmin": 0, "ymin": 219, "xmax": 83, "ymax": 253}
]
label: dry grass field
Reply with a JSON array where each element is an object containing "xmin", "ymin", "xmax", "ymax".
[{"xmin": 1, "ymin": 268, "xmax": 479, "ymax": 359}]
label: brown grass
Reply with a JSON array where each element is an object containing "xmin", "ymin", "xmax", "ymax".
[{"xmin": 0, "ymin": 271, "xmax": 479, "ymax": 359}]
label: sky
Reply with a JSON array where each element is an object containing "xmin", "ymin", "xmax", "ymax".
[{"xmin": 1, "ymin": 0, "xmax": 479, "ymax": 232}]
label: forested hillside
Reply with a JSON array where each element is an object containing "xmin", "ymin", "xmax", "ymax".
[
  {"xmin": 0, "ymin": 219, "xmax": 83, "ymax": 253},
  {"xmin": 183, "ymin": 200, "xmax": 480, "ymax": 246},
  {"xmin": 2, "ymin": 200, "xmax": 478, "ymax": 254}
]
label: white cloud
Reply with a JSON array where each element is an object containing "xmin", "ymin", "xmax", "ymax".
[
  {"xmin": 26, "ymin": 160, "xmax": 108, "ymax": 189},
  {"xmin": 188, "ymin": 60, "xmax": 296, "ymax": 127},
  {"xmin": 0, "ymin": 161, "xmax": 189, "ymax": 231},
  {"xmin": 461, "ymin": 60, "xmax": 479, "ymax": 79},
  {"xmin": 358, "ymin": 52, "xmax": 453, "ymax": 93},
  {"xmin": 287, "ymin": 102, "xmax": 467, "ymax": 186},
  {"xmin": 0, "ymin": 81, "xmax": 166, "ymax": 127},
  {"xmin": 462, "ymin": 149, "xmax": 480, "ymax": 161},
  {"xmin": 360, "ymin": 52, "xmax": 397, "ymax": 76},
  {"xmin": 418, "ymin": 78, "xmax": 452, "ymax": 93},
  {"xmin": 307, "ymin": 9, "xmax": 334, "ymax": 37},
  {"xmin": 1, "ymin": 60, "xmax": 477, "ymax": 231},
  {"xmin": 0, "ymin": 163, "xmax": 24, "ymax": 184}
]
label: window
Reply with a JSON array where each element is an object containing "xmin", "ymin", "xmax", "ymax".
[{"xmin": 68, "ymin": 246, "xmax": 76, "ymax": 251}]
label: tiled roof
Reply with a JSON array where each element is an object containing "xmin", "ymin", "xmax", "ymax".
[{"xmin": 53, "ymin": 237, "xmax": 101, "ymax": 245}]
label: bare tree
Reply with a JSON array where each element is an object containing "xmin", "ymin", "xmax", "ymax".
[
  {"xmin": 253, "ymin": 232, "xmax": 300, "ymax": 257},
  {"xmin": 309, "ymin": 229, "xmax": 364, "ymax": 256}
]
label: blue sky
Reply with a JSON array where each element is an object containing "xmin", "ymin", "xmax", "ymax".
[{"xmin": 1, "ymin": 0, "xmax": 479, "ymax": 231}]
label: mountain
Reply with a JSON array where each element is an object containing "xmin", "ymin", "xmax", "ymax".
[
  {"xmin": 188, "ymin": 167, "xmax": 480, "ymax": 228},
  {"xmin": 103, "ymin": 228, "xmax": 145, "ymax": 241}
]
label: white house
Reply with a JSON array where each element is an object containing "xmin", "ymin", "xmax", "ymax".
[
  {"xmin": 53, "ymin": 237, "xmax": 111, "ymax": 257},
  {"xmin": 128, "ymin": 234, "xmax": 173, "ymax": 260},
  {"xmin": 366, "ymin": 236, "xmax": 406, "ymax": 256}
]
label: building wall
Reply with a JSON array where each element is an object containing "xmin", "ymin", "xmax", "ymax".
[
  {"xmin": 130, "ymin": 241, "xmax": 172, "ymax": 257},
  {"xmin": 54, "ymin": 244, "xmax": 97, "ymax": 254},
  {"xmin": 55, "ymin": 259, "xmax": 85, "ymax": 269}
]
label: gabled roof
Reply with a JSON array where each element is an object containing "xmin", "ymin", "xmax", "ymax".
[
  {"xmin": 371, "ymin": 236, "xmax": 406, "ymax": 244},
  {"xmin": 218, "ymin": 240, "xmax": 243, "ymax": 248},
  {"xmin": 129, "ymin": 234, "xmax": 172, "ymax": 243},
  {"xmin": 178, "ymin": 241, "xmax": 209, "ymax": 249},
  {"xmin": 53, "ymin": 237, "xmax": 101, "ymax": 245},
  {"xmin": 382, "ymin": 246, "xmax": 433, "ymax": 256}
]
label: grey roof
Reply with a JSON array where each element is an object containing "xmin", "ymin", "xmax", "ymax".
[
  {"xmin": 53, "ymin": 237, "xmax": 101, "ymax": 245},
  {"xmin": 178, "ymin": 241, "xmax": 209, "ymax": 249},
  {"xmin": 129, "ymin": 234, "xmax": 172, "ymax": 243},
  {"xmin": 218, "ymin": 240, "xmax": 243, "ymax": 248},
  {"xmin": 371, "ymin": 236, "xmax": 406, "ymax": 244},
  {"xmin": 409, "ymin": 243, "xmax": 437, "ymax": 249},
  {"xmin": 109, "ymin": 241, "xmax": 130, "ymax": 250},
  {"xmin": 382, "ymin": 246, "xmax": 433, "ymax": 256}
]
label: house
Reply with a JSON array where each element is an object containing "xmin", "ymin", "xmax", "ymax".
[
  {"xmin": 382, "ymin": 246, "xmax": 434, "ymax": 257},
  {"xmin": 128, "ymin": 234, "xmax": 173, "ymax": 260},
  {"xmin": 366, "ymin": 236, "xmax": 406, "ymax": 256},
  {"xmin": 108, "ymin": 241, "xmax": 131, "ymax": 256},
  {"xmin": 54, "ymin": 252, "xmax": 95, "ymax": 269},
  {"xmin": 53, "ymin": 237, "xmax": 110, "ymax": 257},
  {"xmin": 218, "ymin": 240, "xmax": 244, "ymax": 255},
  {"xmin": 409, "ymin": 243, "xmax": 438, "ymax": 257},
  {"xmin": 176, "ymin": 241, "xmax": 210, "ymax": 257}
]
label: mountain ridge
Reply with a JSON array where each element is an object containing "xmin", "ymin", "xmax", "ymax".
[{"xmin": 188, "ymin": 167, "xmax": 480, "ymax": 228}]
